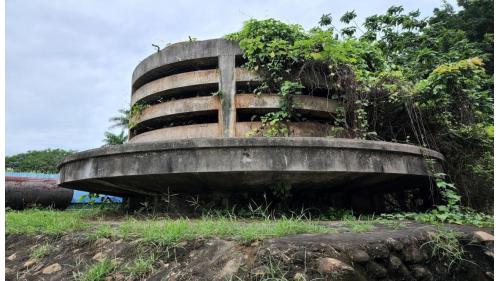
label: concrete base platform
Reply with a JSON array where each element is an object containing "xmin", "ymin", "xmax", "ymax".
[{"xmin": 57, "ymin": 138, "xmax": 443, "ymax": 197}]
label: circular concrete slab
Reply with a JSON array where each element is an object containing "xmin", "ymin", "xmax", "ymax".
[{"xmin": 57, "ymin": 138, "xmax": 443, "ymax": 197}]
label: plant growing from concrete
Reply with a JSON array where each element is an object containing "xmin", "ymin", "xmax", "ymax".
[{"xmin": 128, "ymin": 102, "xmax": 150, "ymax": 129}]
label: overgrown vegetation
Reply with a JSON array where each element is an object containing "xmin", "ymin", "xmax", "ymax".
[
  {"xmin": 422, "ymin": 227, "xmax": 467, "ymax": 271},
  {"xmin": 6, "ymin": 209, "xmax": 91, "ymax": 234},
  {"xmin": 381, "ymin": 172, "xmax": 493, "ymax": 227},
  {"xmin": 5, "ymin": 148, "xmax": 75, "ymax": 173},
  {"xmin": 6, "ymin": 209, "xmax": 334, "ymax": 244},
  {"xmin": 226, "ymin": 1, "xmax": 493, "ymax": 212}
]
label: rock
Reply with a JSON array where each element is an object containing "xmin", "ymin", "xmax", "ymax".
[
  {"xmin": 92, "ymin": 252, "xmax": 105, "ymax": 261},
  {"xmin": 317, "ymin": 257, "xmax": 353, "ymax": 274},
  {"xmin": 402, "ymin": 246, "xmax": 424, "ymax": 263},
  {"xmin": 112, "ymin": 239, "xmax": 123, "ymax": 244},
  {"xmin": 5, "ymin": 267, "xmax": 15, "ymax": 279},
  {"xmin": 7, "ymin": 253, "xmax": 17, "ymax": 261},
  {"xmin": 349, "ymin": 249, "xmax": 370, "ymax": 263},
  {"xmin": 23, "ymin": 259, "xmax": 37, "ymax": 268},
  {"xmin": 293, "ymin": 272, "xmax": 307, "ymax": 281},
  {"xmin": 385, "ymin": 237, "xmax": 403, "ymax": 251},
  {"xmin": 94, "ymin": 238, "xmax": 110, "ymax": 248},
  {"xmin": 112, "ymin": 273, "xmax": 126, "ymax": 281},
  {"xmin": 473, "ymin": 231, "xmax": 494, "ymax": 243},
  {"xmin": 398, "ymin": 264, "xmax": 411, "ymax": 276},
  {"xmin": 388, "ymin": 255, "xmax": 402, "ymax": 270},
  {"xmin": 217, "ymin": 259, "xmax": 241, "ymax": 279},
  {"xmin": 411, "ymin": 265, "xmax": 432, "ymax": 281},
  {"xmin": 369, "ymin": 243, "xmax": 390, "ymax": 259},
  {"xmin": 251, "ymin": 265, "xmax": 268, "ymax": 277},
  {"xmin": 484, "ymin": 250, "xmax": 494, "ymax": 259},
  {"xmin": 366, "ymin": 261, "xmax": 387, "ymax": 278},
  {"xmin": 42, "ymin": 263, "xmax": 62, "ymax": 274}
]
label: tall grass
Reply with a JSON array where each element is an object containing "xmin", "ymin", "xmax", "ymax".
[{"xmin": 6, "ymin": 209, "xmax": 335, "ymax": 244}]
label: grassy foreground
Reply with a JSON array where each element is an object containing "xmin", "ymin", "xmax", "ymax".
[{"xmin": 6, "ymin": 209, "xmax": 335, "ymax": 244}]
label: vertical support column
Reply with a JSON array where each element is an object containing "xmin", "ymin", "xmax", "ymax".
[{"xmin": 218, "ymin": 55, "xmax": 236, "ymax": 137}]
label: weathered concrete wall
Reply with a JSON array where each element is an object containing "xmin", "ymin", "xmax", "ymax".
[
  {"xmin": 58, "ymin": 38, "xmax": 445, "ymax": 198},
  {"xmin": 128, "ymin": 39, "xmax": 341, "ymax": 143},
  {"xmin": 58, "ymin": 138, "xmax": 443, "ymax": 197}
]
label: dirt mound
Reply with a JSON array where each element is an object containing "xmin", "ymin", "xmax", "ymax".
[{"xmin": 5, "ymin": 222, "xmax": 493, "ymax": 281}]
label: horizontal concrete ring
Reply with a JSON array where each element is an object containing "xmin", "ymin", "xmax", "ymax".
[
  {"xmin": 132, "ymin": 39, "xmax": 243, "ymax": 91},
  {"xmin": 58, "ymin": 138, "xmax": 443, "ymax": 196}
]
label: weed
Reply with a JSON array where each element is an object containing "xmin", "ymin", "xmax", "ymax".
[
  {"xmin": 122, "ymin": 254, "xmax": 156, "ymax": 278},
  {"xmin": 422, "ymin": 227, "xmax": 467, "ymax": 270},
  {"xmin": 88, "ymin": 225, "xmax": 117, "ymax": 240},
  {"xmin": 341, "ymin": 217, "xmax": 375, "ymax": 233},
  {"xmin": 30, "ymin": 243, "xmax": 53, "ymax": 259},
  {"xmin": 76, "ymin": 259, "xmax": 115, "ymax": 281}
]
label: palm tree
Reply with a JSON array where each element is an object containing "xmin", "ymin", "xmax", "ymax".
[
  {"xmin": 109, "ymin": 108, "xmax": 130, "ymax": 129},
  {"xmin": 103, "ymin": 130, "xmax": 128, "ymax": 145}
]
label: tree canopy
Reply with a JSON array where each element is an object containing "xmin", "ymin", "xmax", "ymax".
[
  {"xmin": 6, "ymin": 149, "xmax": 76, "ymax": 174},
  {"xmin": 227, "ymin": 0, "xmax": 493, "ymax": 212}
]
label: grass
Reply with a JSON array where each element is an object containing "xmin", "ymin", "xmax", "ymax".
[
  {"xmin": 341, "ymin": 218, "xmax": 375, "ymax": 233},
  {"xmin": 30, "ymin": 243, "xmax": 53, "ymax": 259},
  {"xmin": 76, "ymin": 259, "xmax": 115, "ymax": 281},
  {"xmin": 422, "ymin": 227, "xmax": 467, "ymax": 270},
  {"xmin": 6, "ymin": 209, "xmax": 336, "ymax": 244},
  {"xmin": 122, "ymin": 254, "xmax": 156, "ymax": 278},
  {"xmin": 6, "ymin": 209, "xmax": 91, "ymax": 234},
  {"xmin": 116, "ymin": 216, "xmax": 334, "ymax": 244}
]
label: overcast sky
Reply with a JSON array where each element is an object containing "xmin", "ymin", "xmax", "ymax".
[{"xmin": 6, "ymin": 0, "xmax": 458, "ymax": 155}]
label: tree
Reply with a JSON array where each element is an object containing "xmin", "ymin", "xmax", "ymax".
[
  {"xmin": 227, "ymin": 1, "xmax": 493, "ymax": 212},
  {"xmin": 103, "ymin": 131, "xmax": 128, "ymax": 145},
  {"xmin": 109, "ymin": 108, "xmax": 130, "ymax": 130},
  {"xmin": 6, "ymin": 149, "xmax": 75, "ymax": 173}
]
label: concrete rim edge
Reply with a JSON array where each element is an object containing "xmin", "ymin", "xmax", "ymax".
[{"xmin": 58, "ymin": 137, "xmax": 444, "ymax": 169}]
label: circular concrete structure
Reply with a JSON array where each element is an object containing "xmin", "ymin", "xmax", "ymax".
[{"xmin": 58, "ymin": 38, "xmax": 444, "ymax": 198}]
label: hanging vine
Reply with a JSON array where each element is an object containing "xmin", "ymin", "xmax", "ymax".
[{"xmin": 226, "ymin": 9, "xmax": 493, "ymax": 213}]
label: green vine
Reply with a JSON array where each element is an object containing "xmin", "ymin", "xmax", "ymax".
[
  {"xmin": 128, "ymin": 103, "xmax": 149, "ymax": 129},
  {"xmin": 381, "ymin": 172, "xmax": 493, "ymax": 227},
  {"xmin": 226, "ymin": 19, "xmax": 377, "ymax": 139}
]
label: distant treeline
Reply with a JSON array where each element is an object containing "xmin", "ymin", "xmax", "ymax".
[{"xmin": 6, "ymin": 149, "xmax": 76, "ymax": 174}]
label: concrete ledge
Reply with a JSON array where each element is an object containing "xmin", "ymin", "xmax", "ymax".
[
  {"xmin": 235, "ymin": 122, "xmax": 332, "ymax": 137},
  {"xmin": 132, "ymin": 39, "xmax": 242, "ymax": 90},
  {"xmin": 58, "ymin": 138, "xmax": 443, "ymax": 196},
  {"xmin": 235, "ymin": 68, "xmax": 261, "ymax": 82},
  {"xmin": 235, "ymin": 94, "xmax": 337, "ymax": 115},
  {"xmin": 133, "ymin": 96, "xmax": 219, "ymax": 129},
  {"xmin": 129, "ymin": 123, "xmax": 221, "ymax": 143},
  {"xmin": 132, "ymin": 69, "xmax": 219, "ymax": 105}
]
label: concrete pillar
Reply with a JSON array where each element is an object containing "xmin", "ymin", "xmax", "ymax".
[{"xmin": 218, "ymin": 55, "xmax": 236, "ymax": 137}]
